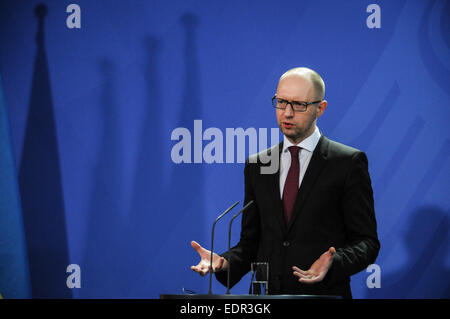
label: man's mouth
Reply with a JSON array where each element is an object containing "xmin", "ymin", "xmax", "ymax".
[{"xmin": 282, "ymin": 122, "xmax": 295, "ymax": 129}]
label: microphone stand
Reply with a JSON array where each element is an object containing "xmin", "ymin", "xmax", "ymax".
[
  {"xmin": 208, "ymin": 200, "xmax": 240, "ymax": 295},
  {"xmin": 226, "ymin": 200, "xmax": 254, "ymax": 294}
]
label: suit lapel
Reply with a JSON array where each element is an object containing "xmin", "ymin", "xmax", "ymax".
[
  {"xmin": 286, "ymin": 135, "xmax": 329, "ymax": 233},
  {"xmin": 263, "ymin": 141, "xmax": 287, "ymax": 234}
]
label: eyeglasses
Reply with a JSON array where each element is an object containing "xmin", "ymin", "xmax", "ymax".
[{"xmin": 271, "ymin": 96, "xmax": 322, "ymax": 112}]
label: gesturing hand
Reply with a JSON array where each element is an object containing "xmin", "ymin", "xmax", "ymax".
[
  {"xmin": 190, "ymin": 241, "xmax": 228, "ymax": 276},
  {"xmin": 292, "ymin": 247, "xmax": 336, "ymax": 284}
]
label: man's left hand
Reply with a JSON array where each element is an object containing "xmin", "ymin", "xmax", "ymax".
[{"xmin": 292, "ymin": 247, "xmax": 336, "ymax": 284}]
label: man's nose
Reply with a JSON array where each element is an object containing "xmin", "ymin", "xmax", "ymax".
[{"xmin": 284, "ymin": 104, "xmax": 295, "ymax": 117}]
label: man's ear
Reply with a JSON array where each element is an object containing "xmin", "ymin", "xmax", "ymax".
[{"xmin": 317, "ymin": 100, "xmax": 327, "ymax": 118}]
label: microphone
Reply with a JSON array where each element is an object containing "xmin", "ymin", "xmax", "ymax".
[
  {"xmin": 226, "ymin": 200, "xmax": 254, "ymax": 294},
  {"xmin": 208, "ymin": 200, "xmax": 240, "ymax": 295}
]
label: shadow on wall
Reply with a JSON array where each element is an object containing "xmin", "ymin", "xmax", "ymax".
[
  {"xmin": 19, "ymin": 4, "xmax": 72, "ymax": 298},
  {"xmin": 419, "ymin": 0, "xmax": 450, "ymax": 96},
  {"xmin": 129, "ymin": 13, "xmax": 207, "ymax": 296},
  {"xmin": 123, "ymin": 35, "xmax": 167, "ymax": 294},
  {"xmin": 80, "ymin": 58, "xmax": 127, "ymax": 298},
  {"xmin": 80, "ymin": 12, "xmax": 206, "ymax": 297},
  {"xmin": 360, "ymin": 133, "xmax": 450, "ymax": 298},
  {"xmin": 124, "ymin": 13, "xmax": 207, "ymax": 296},
  {"xmin": 366, "ymin": 205, "xmax": 449, "ymax": 298}
]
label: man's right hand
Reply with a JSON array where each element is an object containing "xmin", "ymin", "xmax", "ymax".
[{"xmin": 190, "ymin": 241, "xmax": 228, "ymax": 276}]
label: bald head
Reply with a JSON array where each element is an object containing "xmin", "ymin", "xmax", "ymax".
[{"xmin": 278, "ymin": 67, "xmax": 325, "ymax": 100}]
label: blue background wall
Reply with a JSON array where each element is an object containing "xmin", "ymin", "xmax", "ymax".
[{"xmin": 0, "ymin": 0, "xmax": 448, "ymax": 298}]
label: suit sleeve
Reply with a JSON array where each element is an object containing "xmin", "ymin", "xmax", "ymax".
[
  {"xmin": 326, "ymin": 151, "xmax": 380, "ymax": 284},
  {"xmin": 215, "ymin": 160, "xmax": 261, "ymax": 288}
]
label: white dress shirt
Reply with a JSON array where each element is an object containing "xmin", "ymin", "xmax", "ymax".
[{"xmin": 279, "ymin": 126, "xmax": 322, "ymax": 198}]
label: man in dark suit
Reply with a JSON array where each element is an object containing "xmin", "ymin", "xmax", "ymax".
[{"xmin": 190, "ymin": 67, "xmax": 380, "ymax": 298}]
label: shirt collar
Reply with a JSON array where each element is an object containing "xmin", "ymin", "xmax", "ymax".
[{"xmin": 282, "ymin": 126, "xmax": 321, "ymax": 153}]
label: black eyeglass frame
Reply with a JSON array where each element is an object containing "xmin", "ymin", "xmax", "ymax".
[{"xmin": 271, "ymin": 95, "xmax": 322, "ymax": 112}]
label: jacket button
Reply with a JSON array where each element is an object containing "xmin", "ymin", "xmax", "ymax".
[{"xmin": 283, "ymin": 241, "xmax": 290, "ymax": 247}]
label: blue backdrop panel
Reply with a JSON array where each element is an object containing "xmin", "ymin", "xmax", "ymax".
[{"xmin": 0, "ymin": 0, "xmax": 448, "ymax": 298}]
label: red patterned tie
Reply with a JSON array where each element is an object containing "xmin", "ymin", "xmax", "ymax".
[{"xmin": 283, "ymin": 146, "xmax": 300, "ymax": 224}]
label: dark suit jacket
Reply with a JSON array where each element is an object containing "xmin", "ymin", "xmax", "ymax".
[{"xmin": 215, "ymin": 135, "xmax": 380, "ymax": 298}]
